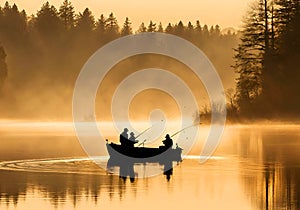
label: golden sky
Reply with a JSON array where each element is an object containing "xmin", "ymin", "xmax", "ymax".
[{"xmin": 1, "ymin": 0, "xmax": 252, "ymax": 30}]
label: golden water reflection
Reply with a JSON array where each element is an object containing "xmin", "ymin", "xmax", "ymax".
[{"xmin": 0, "ymin": 126, "xmax": 299, "ymax": 210}]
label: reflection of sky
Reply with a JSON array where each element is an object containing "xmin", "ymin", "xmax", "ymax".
[
  {"xmin": 0, "ymin": 158, "xmax": 253, "ymax": 210},
  {"xmin": 0, "ymin": 126, "xmax": 300, "ymax": 210},
  {"xmin": 1, "ymin": 126, "xmax": 300, "ymax": 210}
]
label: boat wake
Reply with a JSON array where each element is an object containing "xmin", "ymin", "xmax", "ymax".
[
  {"xmin": 0, "ymin": 155, "xmax": 226, "ymax": 174},
  {"xmin": 0, "ymin": 156, "xmax": 109, "ymax": 175}
]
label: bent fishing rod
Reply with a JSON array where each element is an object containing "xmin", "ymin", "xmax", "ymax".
[
  {"xmin": 135, "ymin": 120, "xmax": 165, "ymax": 139},
  {"xmin": 170, "ymin": 122, "xmax": 202, "ymax": 138},
  {"xmin": 137, "ymin": 121, "xmax": 200, "ymax": 146}
]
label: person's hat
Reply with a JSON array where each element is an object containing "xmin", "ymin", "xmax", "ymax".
[
  {"xmin": 166, "ymin": 134, "xmax": 170, "ymax": 138},
  {"xmin": 124, "ymin": 128, "xmax": 128, "ymax": 131},
  {"xmin": 130, "ymin": 132, "xmax": 134, "ymax": 135}
]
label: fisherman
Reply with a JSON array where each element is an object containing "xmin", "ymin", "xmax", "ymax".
[
  {"xmin": 120, "ymin": 128, "xmax": 129, "ymax": 146},
  {"xmin": 121, "ymin": 128, "xmax": 129, "ymax": 138},
  {"xmin": 129, "ymin": 132, "xmax": 139, "ymax": 144},
  {"xmin": 162, "ymin": 134, "xmax": 173, "ymax": 149},
  {"xmin": 120, "ymin": 128, "xmax": 138, "ymax": 147}
]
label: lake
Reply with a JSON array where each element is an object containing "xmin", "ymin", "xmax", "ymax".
[{"xmin": 0, "ymin": 124, "xmax": 300, "ymax": 210}]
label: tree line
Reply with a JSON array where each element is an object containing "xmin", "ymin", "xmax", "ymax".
[
  {"xmin": 0, "ymin": 1, "xmax": 237, "ymax": 119},
  {"xmin": 233, "ymin": 0, "xmax": 300, "ymax": 119}
]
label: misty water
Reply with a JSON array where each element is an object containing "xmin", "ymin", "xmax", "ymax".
[{"xmin": 0, "ymin": 124, "xmax": 300, "ymax": 210}]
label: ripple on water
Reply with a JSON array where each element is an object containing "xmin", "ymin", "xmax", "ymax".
[{"xmin": 0, "ymin": 157, "xmax": 109, "ymax": 175}]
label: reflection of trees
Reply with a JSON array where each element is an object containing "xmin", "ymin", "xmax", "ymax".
[
  {"xmin": 0, "ymin": 159, "xmax": 175, "ymax": 208},
  {"xmin": 0, "ymin": 171, "xmax": 128, "ymax": 208},
  {"xmin": 237, "ymin": 129, "xmax": 300, "ymax": 209},
  {"xmin": 262, "ymin": 163, "xmax": 300, "ymax": 209},
  {"xmin": 0, "ymin": 171, "xmax": 27, "ymax": 207}
]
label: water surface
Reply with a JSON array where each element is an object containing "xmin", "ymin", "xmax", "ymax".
[{"xmin": 0, "ymin": 125, "xmax": 300, "ymax": 210}]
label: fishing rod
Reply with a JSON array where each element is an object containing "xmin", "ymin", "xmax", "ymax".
[
  {"xmin": 171, "ymin": 120, "xmax": 203, "ymax": 138},
  {"xmin": 170, "ymin": 123, "xmax": 201, "ymax": 138},
  {"xmin": 135, "ymin": 126, "xmax": 153, "ymax": 139},
  {"xmin": 135, "ymin": 120, "xmax": 164, "ymax": 139},
  {"xmin": 137, "ymin": 124, "xmax": 196, "ymax": 147},
  {"xmin": 137, "ymin": 139, "xmax": 147, "ymax": 147},
  {"xmin": 135, "ymin": 125, "xmax": 156, "ymax": 147}
]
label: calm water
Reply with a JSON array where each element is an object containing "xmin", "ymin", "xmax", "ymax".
[{"xmin": 0, "ymin": 125, "xmax": 300, "ymax": 210}]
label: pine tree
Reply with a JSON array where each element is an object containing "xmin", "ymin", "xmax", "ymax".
[
  {"xmin": 95, "ymin": 14, "xmax": 106, "ymax": 35},
  {"xmin": 0, "ymin": 2, "xmax": 28, "ymax": 44},
  {"xmin": 34, "ymin": 2, "xmax": 63, "ymax": 42},
  {"xmin": 0, "ymin": 46, "xmax": 7, "ymax": 92},
  {"xmin": 121, "ymin": 17, "xmax": 132, "ymax": 36},
  {"xmin": 270, "ymin": 0, "xmax": 300, "ymax": 114},
  {"xmin": 214, "ymin": 25, "xmax": 221, "ymax": 36},
  {"xmin": 174, "ymin": 21, "xmax": 184, "ymax": 36},
  {"xmin": 233, "ymin": 0, "xmax": 274, "ymax": 115},
  {"xmin": 185, "ymin": 21, "xmax": 194, "ymax": 42},
  {"xmin": 195, "ymin": 20, "xmax": 202, "ymax": 34},
  {"xmin": 94, "ymin": 14, "xmax": 107, "ymax": 45},
  {"xmin": 105, "ymin": 12, "xmax": 119, "ymax": 39},
  {"xmin": 157, "ymin": 22, "xmax": 163, "ymax": 32},
  {"xmin": 147, "ymin": 20, "xmax": 156, "ymax": 32},
  {"xmin": 137, "ymin": 22, "xmax": 146, "ymax": 33},
  {"xmin": 59, "ymin": 0, "xmax": 75, "ymax": 30},
  {"xmin": 165, "ymin": 23, "xmax": 173, "ymax": 34},
  {"xmin": 76, "ymin": 8, "xmax": 95, "ymax": 32},
  {"xmin": 187, "ymin": 21, "xmax": 193, "ymax": 31},
  {"xmin": 202, "ymin": 24, "xmax": 209, "ymax": 38}
]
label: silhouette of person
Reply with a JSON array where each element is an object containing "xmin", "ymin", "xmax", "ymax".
[
  {"xmin": 121, "ymin": 128, "xmax": 129, "ymax": 138},
  {"xmin": 129, "ymin": 132, "xmax": 138, "ymax": 144},
  {"xmin": 163, "ymin": 161, "xmax": 173, "ymax": 181},
  {"xmin": 120, "ymin": 128, "xmax": 129, "ymax": 146},
  {"xmin": 162, "ymin": 134, "xmax": 173, "ymax": 149},
  {"xmin": 120, "ymin": 129, "xmax": 138, "ymax": 147}
]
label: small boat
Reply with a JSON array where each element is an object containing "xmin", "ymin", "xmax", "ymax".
[{"xmin": 106, "ymin": 140, "xmax": 183, "ymax": 164}]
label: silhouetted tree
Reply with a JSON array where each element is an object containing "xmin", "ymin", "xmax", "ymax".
[
  {"xmin": 233, "ymin": 0, "xmax": 272, "ymax": 116},
  {"xmin": 0, "ymin": 46, "xmax": 7, "ymax": 92},
  {"xmin": 187, "ymin": 21, "xmax": 193, "ymax": 31},
  {"xmin": 0, "ymin": 2, "xmax": 27, "ymax": 46},
  {"xmin": 121, "ymin": 17, "xmax": 132, "ymax": 36},
  {"xmin": 213, "ymin": 25, "xmax": 221, "ymax": 37},
  {"xmin": 147, "ymin": 20, "xmax": 156, "ymax": 32},
  {"xmin": 195, "ymin": 20, "xmax": 202, "ymax": 34},
  {"xmin": 184, "ymin": 21, "xmax": 194, "ymax": 42},
  {"xmin": 59, "ymin": 0, "xmax": 75, "ymax": 30},
  {"xmin": 165, "ymin": 23, "xmax": 173, "ymax": 34},
  {"xmin": 202, "ymin": 24, "xmax": 209, "ymax": 38},
  {"xmin": 137, "ymin": 22, "xmax": 146, "ymax": 33},
  {"xmin": 157, "ymin": 22, "xmax": 163, "ymax": 32},
  {"xmin": 96, "ymin": 14, "xmax": 106, "ymax": 34},
  {"xmin": 232, "ymin": 0, "xmax": 300, "ymax": 118},
  {"xmin": 174, "ymin": 21, "xmax": 184, "ymax": 36},
  {"xmin": 75, "ymin": 8, "xmax": 95, "ymax": 33},
  {"xmin": 269, "ymin": 0, "xmax": 300, "ymax": 114},
  {"xmin": 0, "ymin": 1, "xmax": 239, "ymax": 119},
  {"xmin": 105, "ymin": 12, "xmax": 119, "ymax": 40},
  {"xmin": 33, "ymin": 2, "xmax": 63, "ymax": 43},
  {"xmin": 94, "ymin": 14, "xmax": 107, "ymax": 45}
]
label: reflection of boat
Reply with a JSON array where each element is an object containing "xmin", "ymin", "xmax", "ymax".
[{"xmin": 106, "ymin": 140, "xmax": 183, "ymax": 164}]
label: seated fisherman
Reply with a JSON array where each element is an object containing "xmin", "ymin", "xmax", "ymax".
[
  {"xmin": 120, "ymin": 129, "xmax": 138, "ymax": 147},
  {"xmin": 162, "ymin": 134, "xmax": 173, "ymax": 149},
  {"xmin": 129, "ymin": 132, "xmax": 139, "ymax": 144}
]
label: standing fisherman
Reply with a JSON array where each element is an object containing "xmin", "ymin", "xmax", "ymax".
[{"xmin": 120, "ymin": 128, "xmax": 129, "ymax": 146}]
